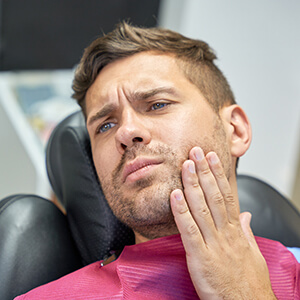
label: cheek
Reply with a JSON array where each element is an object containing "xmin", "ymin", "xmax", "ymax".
[
  {"xmin": 153, "ymin": 117, "xmax": 193, "ymax": 143},
  {"xmin": 156, "ymin": 115, "xmax": 209, "ymax": 147},
  {"xmin": 91, "ymin": 143, "xmax": 119, "ymax": 183}
]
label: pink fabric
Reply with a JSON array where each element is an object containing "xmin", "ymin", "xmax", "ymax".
[{"xmin": 16, "ymin": 235, "xmax": 300, "ymax": 299}]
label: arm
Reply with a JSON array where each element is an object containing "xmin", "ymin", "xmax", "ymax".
[{"xmin": 170, "ymin": 147, "xmax": 276, "ymax": 299}]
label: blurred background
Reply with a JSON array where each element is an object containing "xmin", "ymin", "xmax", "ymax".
[{"xmin": 0, "ymin": 0, "xmax": 299, "ymax": 210}]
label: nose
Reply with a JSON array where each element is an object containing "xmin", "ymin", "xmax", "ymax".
[{"xmin": 115, "ymin": 108, "xmax": 151, "ymax": 154}]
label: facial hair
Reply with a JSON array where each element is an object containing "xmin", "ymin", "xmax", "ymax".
[
  {"xmin": 100, "ymin": 143, "xmax": 185, "ymax": 240},
  {"xmin": 98, "ymin": 117, "xmax": 231, "ymax": 241}
]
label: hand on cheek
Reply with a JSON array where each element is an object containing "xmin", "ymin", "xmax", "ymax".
[{"xmin": 170, "ymin": 147, "xmax": 276, "ymax": 299}]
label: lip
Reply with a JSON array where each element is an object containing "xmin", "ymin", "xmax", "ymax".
[{"xmin": 122, "ymin": 157, "xmax": 163, "ymax": 183}]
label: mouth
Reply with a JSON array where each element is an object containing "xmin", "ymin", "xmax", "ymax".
[{"xmin": 122, "ymin": 157, "xmax": 163, "ymax": 183}]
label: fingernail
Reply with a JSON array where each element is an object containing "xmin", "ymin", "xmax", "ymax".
[
  {"xmin": 188, "ymin": 161, "xmax": 196, "ymax": 173},
  {"xmin": 194, "ymin": 147, "xmax": 204, "ymax": 161},
  {"xmin": 174, "ymin": 190, "xmax": 183, "ymax": 201},
  {"xmin": 208, "ymin": 152, "xmax": 219, "ymax": 165}
]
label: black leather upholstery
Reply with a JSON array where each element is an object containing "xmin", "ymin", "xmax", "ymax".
[
  {"xmin": 238, "ymin": 175, "xmax": 300, "ymax": 247},
  {"xmin": 1, "ymin": 110, "xmax": 300, "ymax": 299},
  {"xmin": 0, "ymin": 194, "xmax": 82, "ymax": 300},
  {"xmin": 46, "ymin": 110, "xmax": 135, "ymax": 266}
]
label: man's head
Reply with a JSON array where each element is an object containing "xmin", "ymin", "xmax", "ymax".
[{"xmin": 72, "ymin": 22, "xmax": 251, "ymax": 242}]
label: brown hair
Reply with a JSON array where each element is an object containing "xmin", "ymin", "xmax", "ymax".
[{"xmin": 72, "ymin": 21, "xmax": 235, "ymax": 116}]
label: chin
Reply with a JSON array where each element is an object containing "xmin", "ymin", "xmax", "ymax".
[{"xmin": 112, "ymin": 181, "xmax": 180, "ymax": 232}]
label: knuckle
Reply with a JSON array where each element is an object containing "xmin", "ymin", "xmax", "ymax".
[
  {"xmin": 200, "ymin": 167, "xmax": 211, "ymax": 176},
  {"xmin": 191, "ymin": 182, "xmax": 200, "ymax": 189},
  {"xmin": 214, "ymin": 169, "xmax": 224, "ymax": 179},
  {"xmin": 185, "ymin": 174, "xmax": 199, "ymax": 188},
  {"xmin": 185, "ymin": 223, "xmax": 200, "ymax": 236},
  {"xmin": 224, "ymin": 193, "xmax": 235, "ymax": 204},
  {"xmin": 178, "ymin": 206, "xmax": 189, "ymax": 215},
  {"xmin": 197, "ymin": 206, "xmax": 211, "ymax": 217},
  {"xmin": 211, "ymin": 192, "xmax": 224, "ymax": 205}
]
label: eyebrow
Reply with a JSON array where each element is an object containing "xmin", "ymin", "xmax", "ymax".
[
  {"xmin": 87, "ymin": 87, "xmax": 178, "ymax": 127},
  {"xmin": 129, "ymin": 87, "xmax": 178, "ymax": 102},
  {"xmin": 87, "ymin": 103, "xmax": 116, "ymax": 127}
]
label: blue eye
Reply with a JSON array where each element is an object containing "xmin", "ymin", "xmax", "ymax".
[
  {"xmin": 151, "ymin": 103, "xmax": 167, "ymax": 110},
  {"xmin": 99, "ymin": 122, "xmax": 116, "ymax": 133}
]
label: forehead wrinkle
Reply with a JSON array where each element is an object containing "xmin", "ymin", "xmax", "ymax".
[
  {"xmin": 127, "ymin": 87, "xmax": 179, "ymax": 103},
  {"xmin": 87, "ymin": 85, "xmax": 179, "ymax": 127},
  {"xmin": 87, "ymin": 84, "xmax": 121, "ymax": 126}
]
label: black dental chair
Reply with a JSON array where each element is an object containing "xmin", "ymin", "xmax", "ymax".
[{"xmin": 1, "ymin": 110, "xmax": 300, "ymax": 300}]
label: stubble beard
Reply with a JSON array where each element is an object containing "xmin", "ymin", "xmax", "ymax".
[
  {"xmin": 98, "ymin": 118, "xmax": 231, "ymax": 241},
  {"xmin": 100, "ymin": 143, "xmax": 185, "ymax": 240}
]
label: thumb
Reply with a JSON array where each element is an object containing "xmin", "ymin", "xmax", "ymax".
[{"xmin": 239, "ymin": 212, "xmax": 257, "ymax": 247}]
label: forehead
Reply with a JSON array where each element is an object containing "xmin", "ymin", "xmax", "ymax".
[
  {"xmin": 85, "ymin": 52, "xmax": 189, "ymax": 115},
  {"xmin": 97, "ymin": 51, "xmax": 181, "ymax": 87}
]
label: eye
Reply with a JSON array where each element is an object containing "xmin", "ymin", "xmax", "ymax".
[
  {"xmin": 98, "ymin": 122, "xmax": 116, "ymax": 133},
  {"xmin": 151, "ymin": 103, "xmax": 168, "ymax": 110}
]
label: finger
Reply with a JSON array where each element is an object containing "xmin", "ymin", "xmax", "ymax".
[
  {"xmin": 181, "ymin": 160, "xmax": 218, "ymax": 241},
  {"xmin": 206, "ymin": 151, "xmax": 240, "ymax": 225},
  {"xmin": 189, "ymin": 147, "xmax": 228, "ymax": 230},
  {"xmin": 170, "ymin": 188, "xmax": 206, "ymax": 255}
]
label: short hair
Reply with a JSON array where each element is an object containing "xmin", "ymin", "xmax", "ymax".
[{"xmin": 72, "ymin": 21, "xmax": 235, "ymax": 117}]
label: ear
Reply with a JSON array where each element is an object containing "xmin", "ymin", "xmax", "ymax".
[{"xmin": 220, "ymin": 105, "xmax": 252, "ymax": 158}]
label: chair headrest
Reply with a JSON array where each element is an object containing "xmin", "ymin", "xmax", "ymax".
[{"xmin": 46, "ymin": 110, "xmax": 135, "ymax": 265}]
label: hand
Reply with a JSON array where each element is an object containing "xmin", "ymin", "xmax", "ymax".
[{"xmin": 170, "ymin": 147, "xmax": 276, "ymax": 299}]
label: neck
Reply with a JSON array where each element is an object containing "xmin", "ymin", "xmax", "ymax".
[
  {"xmin": 135, "ymin": 232, "xmax": 151, "ymax": 244},
  {"xmin": 134, "ymin": 224, "xmax": 179, "ymax": 244}
]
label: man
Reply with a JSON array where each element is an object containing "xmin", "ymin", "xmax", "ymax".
[{"xmin": 16, "ymin": 22, "xmax": 299, "ymax": 299}]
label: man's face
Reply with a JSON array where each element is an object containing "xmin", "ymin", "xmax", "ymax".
[{"xmin": 86, "ymin": 52, "xmax": 231, "ymax": 240}]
